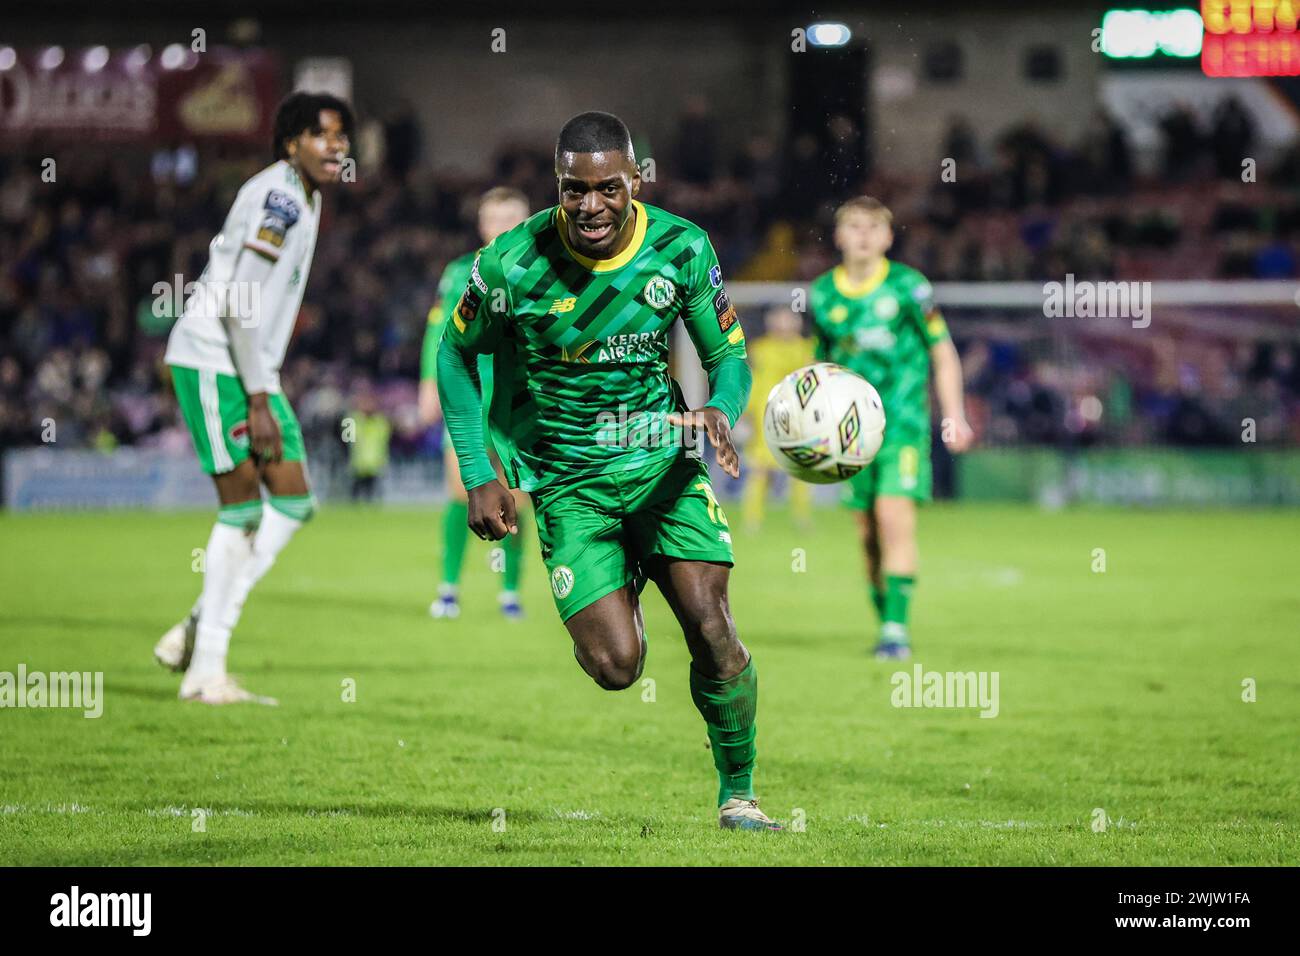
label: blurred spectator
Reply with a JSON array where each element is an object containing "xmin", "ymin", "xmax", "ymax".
[{"xmin": 346, "ymin": 388, "xmax": 392, "ymax": 501}]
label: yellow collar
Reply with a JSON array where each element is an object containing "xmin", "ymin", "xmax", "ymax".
[
  {"xmin": 556, "ymin": 200, "xmax": 648, "ymax": 272},
  {"xmin": 833, "ymin": 260, "xmax": 890, "ymax": 298}
]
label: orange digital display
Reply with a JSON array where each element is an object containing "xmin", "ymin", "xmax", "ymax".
[{"xmin": 1202, "ymin": 1, "xmax": 1300, "ymax": 75}]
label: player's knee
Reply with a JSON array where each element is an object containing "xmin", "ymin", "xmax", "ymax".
[{"xmin": 583, "ymin": 642, "xmax": 643, "ymax": 691}]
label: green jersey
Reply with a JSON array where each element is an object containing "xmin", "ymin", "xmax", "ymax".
[
  {"xmin": 439, "ymin": 200, "xmax": 750, "ymax": 492},
  {"xmin": 809, "ymin": 260, "xmax": 948, "ymax": 441}
]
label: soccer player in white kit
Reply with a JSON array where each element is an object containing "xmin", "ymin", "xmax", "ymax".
[{"xmin": 155, "ymin": 92, "xmax": 353, "ymax": 704}]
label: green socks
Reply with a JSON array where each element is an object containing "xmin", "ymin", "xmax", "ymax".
[
  {"xmin": 217, "ymin": 500, "xmax": 262, "ymax": 531},
  {"xmin": 502, "ymin": 509, "xmax": 524, "ymax": 592},
  {"xmin": 869, "ymin": 584, "xmax": 885, "ymax": 621},
  {"xmin": 442, "ymin": 501, "xmax": 469, "ymax": 587},
  {"xmin": 690, "ymin": 659, "xmax": 758, "ymax": 806},
  {"xmin": 269, "ymin": 494, "xmax": 315, "ymax": 522},
  {"xmin": 882, "ymin": 574, "xmax": 915, "ymax": 642},
  {"xmin": 442, "ymin": 501, "xmax": 525, "ymax": 596}
]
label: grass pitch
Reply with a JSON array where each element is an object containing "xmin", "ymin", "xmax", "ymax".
[{"xmin": 1, "ymin": 502, "xmax": 1297, "ymax": 865}]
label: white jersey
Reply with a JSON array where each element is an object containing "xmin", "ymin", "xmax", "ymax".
[{"xmin": 164, "ymin": 160, "xmax": 321, "ymax": 393}]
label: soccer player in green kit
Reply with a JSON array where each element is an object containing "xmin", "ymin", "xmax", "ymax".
[
  {"xmin": 437, "ymin": 112, "xmax": 781, "ymax": 830},
  {"xmin": 419, "ymin": 187, "xmax": 531, "ymax": 620},
  {"xmin": 810, "ymin": 196, "xmax": 974, "ymax": 660}
]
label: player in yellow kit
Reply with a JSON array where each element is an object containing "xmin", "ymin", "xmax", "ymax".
[{"xmin": 741, "ymin": 306, "xmax": 815, "ymax": 531}]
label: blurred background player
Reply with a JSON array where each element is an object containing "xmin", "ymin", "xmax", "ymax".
[
  {"xmin": 419, "ymin": 187, "xmax": 531, "ymax": 620},
  {"xmin": 741, "ymin": 304, "xmax": 815, "ymax": 531},
  {"xmin": 347, "ymin": 386, "xmax": 392, "ymax": 502},
  {"xmin": 810, "ymin": 196, "xmax": 973, "ymax": 660},
  {"xmin": 153, "ymin": 92, "xmax": 353, "ymax": 703}
]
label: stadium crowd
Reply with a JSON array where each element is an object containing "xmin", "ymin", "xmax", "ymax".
[{"xmin": 2, "ymin": 100, "xmax": 1298, "ymax": 463}]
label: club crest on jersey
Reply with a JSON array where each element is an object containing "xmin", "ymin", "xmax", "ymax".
[
  {"xmin": 643, "ymin": 276, "xmax": 676, "ymax": 310},
  {"xmin": 551, "ymin": 565, "xmax": 575, "ymax": 599}
]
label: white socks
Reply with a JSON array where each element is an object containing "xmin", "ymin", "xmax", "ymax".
[
  {"xmin": 217, "ymin": 504, "xmax": 304, "ymax": 636},
  {"xmin": 185, "ymin": 503, "xmax": 305, "ymax": 685},
  {"xmin": 188, "ymin": 521, "xmax": 255, "ymax": 682}
]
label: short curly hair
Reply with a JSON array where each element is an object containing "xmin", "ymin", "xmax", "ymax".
[{"xmin": 272, "ymin": 91, "xmax": 354, "ymax": 161}]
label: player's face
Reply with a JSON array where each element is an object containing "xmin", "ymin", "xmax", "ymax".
[
  {"xmin": 287, "ymin": 109, "xmax": 350, "ymax": 189},
  {"xmin": 556, "ymin": 150, "xmax": 641, "ymax": 258},
  {"xmin": 835, "ymin": 211, "xmax": 893, "ymax": 265},
  {"xmin": 478, "ymin": 199, "xmax": 529, "ymax": 245}
]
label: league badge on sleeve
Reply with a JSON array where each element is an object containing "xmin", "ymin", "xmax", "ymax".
[
  {"xmin": 256, "ymin": 190, "xmax": 301, "ymax": 249},
  {"xmin": 713, "ymin": 288, "xmax": 737, "ymax": 333}
]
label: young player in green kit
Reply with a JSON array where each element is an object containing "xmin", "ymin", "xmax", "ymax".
[
  {"xmin": 810, "ymin": 197, "xmax": 974, "ymax": 660},
  {"xmin": 419, "ymin": 187, "xmax": 531, "ymax": 620},
  {"xmin": 437, "ymin": 112, "xmax": 781, "ymax": 830}
]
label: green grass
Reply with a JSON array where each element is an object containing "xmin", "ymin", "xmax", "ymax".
[{"xmin": 1, "ymin": 503, "xmax": 1297, "ymax": 865}]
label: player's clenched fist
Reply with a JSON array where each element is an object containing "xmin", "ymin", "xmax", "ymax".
[
  {"xmin": 668, "ymin": 407, "xmax": 741, "ymax": 479},
  {"xmin": 467, "ymin": 480, "xmax": 518, "ymax": 540}
]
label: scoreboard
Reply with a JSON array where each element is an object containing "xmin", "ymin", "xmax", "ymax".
[{"xmin": 1202, "ymin": 0, "xmax": 1300, "ymax": 76}]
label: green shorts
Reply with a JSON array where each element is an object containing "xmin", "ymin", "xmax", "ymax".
[
  {"xmin": 531, "ymin": 453, "xmax": 734, "ymax": 621},
  {"xmin": 170, "ymin": 365, "xmax": 305, "ymax": 475},
  {"xmin": 844, "ymin": 434, "xmax": 932, "ymax": 509}
]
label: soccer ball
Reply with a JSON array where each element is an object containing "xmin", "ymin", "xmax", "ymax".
[{"xmin": 762, "ymin": 363, "xmax": 886, "ymax": 484}]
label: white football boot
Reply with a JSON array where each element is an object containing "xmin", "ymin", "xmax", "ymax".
[
  {"xmin": 718, "ymin": 797, "xmax": 784, "ymax": 831},
  {"xmin": 154, "ymin": 609, "xmax": 198, "ymax": 672},
  {"xmin": 179, "ymin": 672, "xmax": 278, "ymax": 706}
]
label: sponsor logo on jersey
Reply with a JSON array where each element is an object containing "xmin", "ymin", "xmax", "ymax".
[
  {"xmin": 551, "ymin": 565, "xmax": 575, "ymax": 599},
  {"xmin": 709, "ymin": 264, "xmax": 723, "ymax": 288},
  {"xmin": 643, "ymin": 276, "xmax": 676, "ymax": 310},
  {"xmin": 853, "ymin": 326, "xmax": 897, "ymax": 351},
  {"xmin": 873, "ymin": 295, "xmax": 899, "ymax": 320},
  {"xmin": 257, "ymin": 190, "xmax": 300, "ymax": 249},
  {"xmin": 713, "ymin": 288, "xmax": 737, "ymax": 332},
  {"xmin": 594, "ymin": 331, "xmax": 661, "ymax": 363},
  {"xmin": 548, "ymin": 297, "xmax": 577, "ymax": 314}
]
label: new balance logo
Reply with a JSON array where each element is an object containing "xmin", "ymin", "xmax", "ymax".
[{"xmin": 548, "ymin": 297, "xmax": 577, "ymax": 314}]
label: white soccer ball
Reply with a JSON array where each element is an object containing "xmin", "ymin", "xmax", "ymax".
[{"xmin": 762, "ymin": 363, "xmax": 886, "ymax": 484}]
